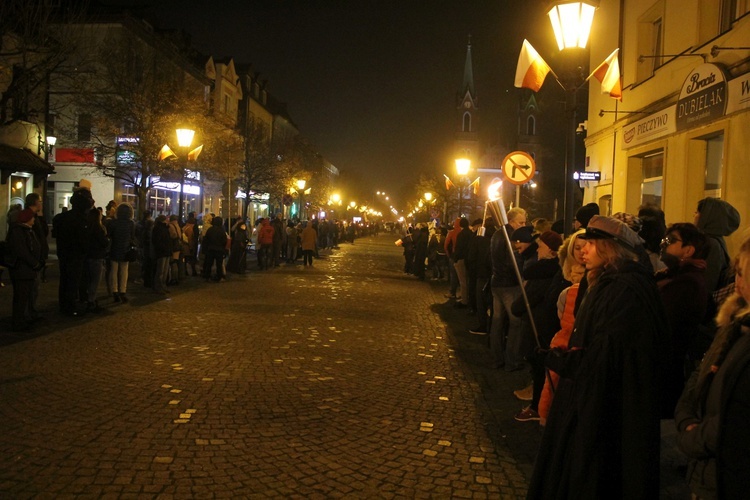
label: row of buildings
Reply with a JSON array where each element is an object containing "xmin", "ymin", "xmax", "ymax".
[{"xmin": 0, "ymin": 5, "xmax": 338, "ymax": 239}]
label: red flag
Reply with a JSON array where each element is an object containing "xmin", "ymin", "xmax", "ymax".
[
  {"xmin": 514, "ymin": 40, "xmax": 552, "ymax": 92},
  {"xmin": 470, "ymin": 177, "xmax": 481, "ymax": 195},
  {"xmin": 187, "ymin": 145, "xmax": 203, "ymax": 161},
  {"xmin": 588, "ymin": 48, "xmax": 622, "ymax": 100},
  {"xmin": 158, "ymin": 144, "xmax": 176, "ymax": 161},
  {"xmin": 444, "ymin": 174, "xmax": 455, "ymax": 190}
]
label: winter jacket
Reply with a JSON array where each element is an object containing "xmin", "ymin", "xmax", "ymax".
[
  {"xmin": 151, "ymin": 222, "xmax": 172, "ymax": 259},
  {"xmin": 675, "ymin": 294, "xmax": 750, "ymax": 500},
  {"xmin": 86, "ymin": 223, "xmax": 110, "ymax": 260},
  {"xmin": 444, "ymin": 218, "xmax": 461, "ymax": 258},
  {"xmin": 203, "ymin": 225, "xmax": 228, "ymax": 254},
  {"xmin": 453, "ymin": 227, "xmax": 472, "ymax": 262},
  {"xmin": 107, "ymin": 218, "xmax": 135, "ymax": 262},
  {"xmin": 300, "ymin": 226, "xmax": 317, "ymax": 251},
  {"xmin": 529, "ymin": 261, "xmax": 669, "ymax": 499},
  {"xmin": 490, "ymin": 225, "xmax": 521, "ymax": 288},
  {"xmin": 257, "ymin": 220, "xmax": 275, "ymax": 246},
  {"xmin": 696, "ymin": 198, "xmax": 740, "ymax": 292},
  {"xmin": 6, "ymin": 222, "xmax": 42, "ymax": 279}
]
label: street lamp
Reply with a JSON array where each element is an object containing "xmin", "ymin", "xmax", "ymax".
[
  {"xmin": 295, "ymin": 179, "xmax": 307, "ymax": 220},
  {"xmin": 176, "ymin": 127, "xmax": 195, "ymax": 222},
  {"xmin": 547, "ymin": 0, "xmax": 596, "ymax": 235},
  {"xmin": 455, "ymin": 158, "xmax": 471, "ymax": 218}
]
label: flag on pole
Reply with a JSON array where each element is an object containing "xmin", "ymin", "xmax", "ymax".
[
  {"xmin": 514, "ymin": 40, "xmax": 552, "ymax": 92},
  {"xmin": 469, "ymin": 177, "xmax": 481, "ymax": 195},
  {"xmin": 444, "ymin": 174, "xmax": 455, "ymax": 190},
  {"xmin": 187, "ymin": 145, "xmax": 203, "ymax": 161},
  {"xmin": 158, "ymin": 144, "xmax": 176, "ymax": 161},
  {"xmin": 588, "ymin": 48, "xmax": 622, "ymax": 100}
]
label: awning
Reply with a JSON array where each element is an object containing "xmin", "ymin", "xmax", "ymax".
[{"xmin": 0, "ymin": 143, "xmax": 55, "ymax": 186}]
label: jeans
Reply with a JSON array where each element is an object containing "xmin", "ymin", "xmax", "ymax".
[
  {"xmin": 490, "ymin": 286, "xmax": 524, "ymax": 369},
  {"xmin": 155, "ymin": 257, "xmax": 170, "ymax": 292},
  {"xmin": 87, "ymin": 258, "xmax": 105, "ymax": 303},
  {"xmin": 448, "ymin": 257, "xmax": 459, "ymax": 297},
  {"xmin": 109, "ymin": 260, "xmax": 129, "ymax": 294},
  {"xmin": 454, "ymin": 259, "xmax": 469, "ymax": 305}
]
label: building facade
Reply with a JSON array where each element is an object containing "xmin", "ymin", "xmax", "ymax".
[{"xmin": 584, "ymin": 0, "xmax": 750, "ymax": 253}]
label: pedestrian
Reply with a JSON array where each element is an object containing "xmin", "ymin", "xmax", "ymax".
[
  {"xmin": 85, "ymin": 207, "xmax": 109, "ymax": 312},
  {"xmin": 136, "ymin": 210, "xmax": 154, "ymax": 287},
  {"xmin": 511, "ymin": 230, "xmax": 564, "ymax": 423},
  {"xmin": 257, "ymin": 218, "xmax": 275, "ymax": 270},
  {"xmin": 452, "ymin": 217, "xmax": 472, "ymax": 308},
  {"xmin": 151, "ymin": 215, "xmax": 172, "ymax": 294},
  {"xmin": 573, "ymin": 202, "xmax": 599, "ymax": 231},
  {"xmin": 271, "ymin": 213, "xmax": 284, "ymax": 267},
  {"xmin": 285, "ymin": 220, "xmax": 299, "ymax": 263},
  {"xmin": 107, "ymin": 203, "xmax": 136, "ymax": 303},
  {"xmin": 675, "ymin": 233, "xmax": 750, "ymax": 500},
  {"xmin": 528, "ymin": 215, "xmax": 669, "ymax": 499},
  {"xmin": 402, "ymin": 227, "xmax": 415, "ymax": 274},
  {"xmin": 468, "ymin": 219, "xmax": 497, "ymax": 335},
  {"xmin": 182, "ymin": 212, "xmax": 199, "ymax": 277},
  {"xmin": 24, "ymin": 193, "xmax": 49, "ymax": 285},
  {"xmin": 444, "ymin": 218, "xmax": 461, "ymax": 300},
  {"xmin": 227, "ymin": 217, "xmax": 249, "ymax": 274},
  {"xmin": 300, "ymin": 221, "xmax": 317, "ymax": 267},
  {"xmin": 53, "ymin": 187, "xmax": 94, "ymax": 317},
  {"xmin": 694, "ymin": 197, "xmax": 741, "ymax": 294},
  {"xmin": 167, "ymin": 215, "xmax": 182, "ymax": 285},
  {"xmin": 489, "ymin": 207, "xmax": 527, "ymax": 371},
  {"xmin": 413, "ymin": 225, "xmax": 429, "ymax": 281},
  {"xmin": 5, "ymin": 208, "xmax": 43, "ymax": 331},
  {"xmin": 202, "ymin": 216, "xmax": 227, "ymax": 281}
]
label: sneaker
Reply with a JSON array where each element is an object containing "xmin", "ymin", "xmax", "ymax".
[
  {"xmin": 468, "ymin": 327, "xmax": 488, "ymax": 335},
  {"xmin": 513, "ymin": 383, "xmax": 533, "ymax": 401},
  {"xmin": 514, "ymin": 406, "xmax": 540, "ymax": 422}
]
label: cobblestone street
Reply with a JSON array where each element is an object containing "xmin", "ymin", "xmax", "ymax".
[{"xmin": 0, "ymin": 235, "xmax": 540, "ymax": 498}]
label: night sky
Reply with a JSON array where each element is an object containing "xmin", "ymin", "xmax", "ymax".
[{"xmin": 117, "ymin": 0, "xmax": 557, "ymax": 200}]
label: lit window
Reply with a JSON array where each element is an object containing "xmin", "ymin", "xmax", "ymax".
[{"xmin": 640, "ymin": 151, "xmax": 663, "ymax": 207}]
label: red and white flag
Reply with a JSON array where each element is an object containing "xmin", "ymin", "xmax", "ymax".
[
  {"xmin": 469, "ymin": 177, "xmax": 481, "ymax": 195},
  {"xmin": 514, "ymin": 40, "xmax": 552, "ymax": 92},
  {"xmin": 589, "ymin": 48, "xmax": 622, "ymax": 100},
  {"xmin": 444, "ymin": 174, "xmax": 455, "ymax": 190}
]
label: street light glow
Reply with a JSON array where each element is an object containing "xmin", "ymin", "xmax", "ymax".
[
  {"xmin": 176, "ymin": 128, "xmax": 195, "ymax": 148},
  {"xmin": 547, "ymin": 1, "xmax": 597, "ymax": 50},
  {"xmin": 424, "ymin": 192, "xmax": 433, "ymax": 201},
  {"xmin": 455, "ymin": 158, "xmax": 471, "ymax": 176},
  {"xmin": 296, "ymin": 179, "xmax": 307, "ymax": 190}
]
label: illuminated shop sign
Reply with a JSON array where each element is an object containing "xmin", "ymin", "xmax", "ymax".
[
  {"xmin": 573, "ymin": 171, "xmax": 601, "ymax": 181},
  {"xmin": 676, "ymin": 63, "xmax": 728, "ymax": 131}
]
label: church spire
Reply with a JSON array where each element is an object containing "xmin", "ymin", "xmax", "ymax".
[{"xmin": 462, "ymin": 35, "xmax": 475, "ymax": 98}]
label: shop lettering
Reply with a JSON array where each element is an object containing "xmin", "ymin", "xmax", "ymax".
[
  {"xmin": 636, "ymin": 113, "xmax": 669, "ymax": 134},
  {"xmin": 678, "ymin": 87, "xmax": 724, "ymax": 118},
  {"xmin": 742, "ymin": 79, "xmax": 750, "ymax": 95},
  {"xmin": 686, "ymin": 72, "xmax": 716, "ymax": 94}
]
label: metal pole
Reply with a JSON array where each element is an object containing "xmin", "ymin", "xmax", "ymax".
[
  {"xmin": 179, "ymin": 156, "xmax": 186, "ymax": 222},
  {"xmin": 515, "ymin": 185, "xmax": 520, "ymax": 209},
  {"xmin": 564, "ymin": 90, "xmax": 577, "ymax": 237}
]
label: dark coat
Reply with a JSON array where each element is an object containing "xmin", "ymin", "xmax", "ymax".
[
  {"xmin": 453, "ymin": 227, "xmax": 472, "ymax": 262},
  {"xmin": 528, "ymin": 261, "xmax": 669, "ymax": 499},
  {"xmin": 675, "ymin": 300, "xmax": 750, "ymax": 500},
  {"xmin": 490, "ymin": 225, "xmax": 521, "ymax": 288},
  {"xmin": 656, "ymin": 258, "xmax": 709, "ymax": 416},
  {"xmin": 151, "ymin": 222, "xmax": 172, "ymax": 259},
  {"xmin": 53, "ymin": 207, "xmax": 88, "ymax": 260},
  {"xmin": 107, "ymin": 218, "xmax": 135, "ymax": 261},
  {"xmin": 512, "ymin": 258, "xmax": 566, "ymax": 347},
  {"xmin": 6, "ymin": 222, "xmax": 42, "ymax": 279},
  {"xmin": 203, "ymin": 225, "xmax": 228, "ymax": 254},
  {"xmin": 86, "ymin": 223, "xmax": 109, "ymax": 260}
]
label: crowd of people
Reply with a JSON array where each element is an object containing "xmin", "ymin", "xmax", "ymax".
[
  {"xmin": 401, "ymin": 198, "xmax": 747, "ymax": 499},
  {"xmin": 3, "ymin": 186, "xmax": 382, "ymax": 332}
]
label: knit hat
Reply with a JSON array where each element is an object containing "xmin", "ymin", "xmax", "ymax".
[
  {"xmin": 512, "ymin": 226, "xmax": 534, "ymax": 243},
  {"xmin": 17, "ymin": 208, "xmax": 35, "ymax": 223},
  {"xmin": 575, "ymin": 203, "xmax": 600, "ymax": 228},
  {"xmin": 578, "ymin": 215, "xmax": 644, "ymax": 251},
  {"xmin": 538, "ymin": 230, "xmax": 563, "ymax": 252}
]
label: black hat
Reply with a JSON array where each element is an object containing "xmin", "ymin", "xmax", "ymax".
[
  {"xmin": 575, "ymin": 203, "xmax": 600, "ymax": 228},
  {"xmin": 578, "ymin": 215, "xmax": 644, "ymax": 251},
  {"xmin": 512, "ymin": 226, "xmax": 534, "ymax": 243}
]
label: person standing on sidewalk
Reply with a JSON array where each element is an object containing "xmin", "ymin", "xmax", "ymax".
[
  {"xmin": 151, "ymin": 215, "xmax": 172, "ymax": 294},
  {"xmin": 107, "ymin": 203, "xmax": 136, "ymax": 303},
  {"xmin": 528, "ymin": 215, "xmax": 668, "ymax": 499},
  {"xmin": 452, "ymin": 217, "xmax": 472, "ymax": 308},
  {"xmin": 489, "ymin": 207, "xmax": 527, "ymax": 371},
  {"xmin": 84, "ymin": 208, "xmax": 109, "ymax": 312},
  {"xmin": 202, "ymin": 216, "xmax": 227, "ymax": 281},
  {"xmin": 6, "ymin": 209, "xmax": 43, "ymax": 331},
  {"xmin": 300, "ymin": 221, "xmax": 317, "ymax": 267},
  {"xmin": 53, "ymin": 187, "xmax": 94, "ymax": 317}
]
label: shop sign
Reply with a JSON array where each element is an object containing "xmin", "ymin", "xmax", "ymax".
[
  {"xmin": 622, "ymin": 106, "xmax": 676, "ymax": 149},
  {"xmin": 573, "ymin": 171, "xmax": 601, "ymax": 181},
  {"xmin": 726, "ymin": 71, "xmax": 750, "ymax": 114},
  {"xmin": 676, "ymin": 63, "xmax": 727, "ymax": 131}
]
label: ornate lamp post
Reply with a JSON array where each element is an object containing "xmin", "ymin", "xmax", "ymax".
[
  {"xmin": 296, "ymin": 178, "xmax": 307, "ymax": 220},
  {"xmin": 176, "ymin": 127, "xmax": 195, "ymax": 222},
  {"xmin": 455, "ymin": 158, "xmax": 471, "ymax": 218},
  {"xmin": 547, "ymin": 0, "xmax": 597, "ymax": 235}
]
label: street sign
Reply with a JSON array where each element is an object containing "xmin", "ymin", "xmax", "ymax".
[
  {"xmin": 501, "ymin": 151, "xmax": 536, "ymax": 185},
  {"xmin": 573, "ymin": 171, "xmax": 601, "ymax": 181},
  {"xmin": 282, "ymin": 193, "xmax": 293, "ymax": 206}
]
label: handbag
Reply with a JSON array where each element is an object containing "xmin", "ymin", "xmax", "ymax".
[{"xmin": 124, "ymin": 246, "xmax": 138, "ymax": 262}]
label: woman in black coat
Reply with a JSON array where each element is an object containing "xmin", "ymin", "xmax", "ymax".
[{"xmin": 528, "ymin": 216, "xmax": 669, "ymax": 499}]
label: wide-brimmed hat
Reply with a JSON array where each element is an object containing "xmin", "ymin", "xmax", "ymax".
[{"xmin": 578, "ymin": 215, "xmax": 644, "ymax": 251}]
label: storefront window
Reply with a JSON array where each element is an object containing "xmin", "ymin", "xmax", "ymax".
[
  {"xmin": 641, "ymin": 151, "xmax": 664, "ymax": 207},
  {"xmin": 704, "ymin": 134, "xmax": 724, "ymax": 198}
]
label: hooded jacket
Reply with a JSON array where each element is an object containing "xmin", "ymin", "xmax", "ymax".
[
  {"xmin": 257, "ymin": 219, "xmax": 275, "ymax": 246},
  {"xmin": 696, "ymin": 198, "xmax": 741, "ymax": 292}
]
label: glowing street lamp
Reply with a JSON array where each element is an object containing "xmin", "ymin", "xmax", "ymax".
[
  {"xmin": 455, "ymin": 158, "xmax": 471, "ymax": 217},
  {"xmin": 175, "ymin": 127, "xmax": 195, "ymax": 222},
  {"xmin": 424, "ymin": 192, "xmax": 433, "ymax": 202}
]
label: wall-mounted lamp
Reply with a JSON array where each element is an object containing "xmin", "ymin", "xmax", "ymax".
[{"xmin": 38, "ymin": 135, "xmax": 57, "ymax": 157}]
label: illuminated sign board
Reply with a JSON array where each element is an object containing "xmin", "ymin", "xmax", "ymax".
[{"xmin": 573, "ymin": 171, "xmax": 601, "ymax": 181}]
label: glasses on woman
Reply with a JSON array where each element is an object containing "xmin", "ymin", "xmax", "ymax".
[{"xmin": 660, "ymin": 235, "xmax": 682, "ymax": 247}]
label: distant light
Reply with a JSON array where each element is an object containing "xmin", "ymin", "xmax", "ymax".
[
  {"xmin": 455, "ymin": 158, "xmax": 471, "ymax": 176},
  {"xmin": 488, "ymin": 180, "xmax": 503, "ymax": 201}
]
